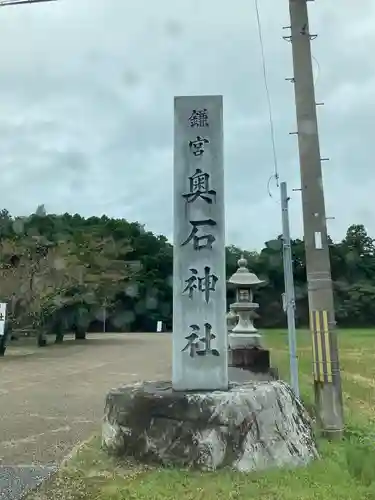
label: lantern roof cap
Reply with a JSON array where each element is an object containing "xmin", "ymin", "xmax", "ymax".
[{"xmin": 228, "ymin": 255, "xmax": 265, "ymax": 287}]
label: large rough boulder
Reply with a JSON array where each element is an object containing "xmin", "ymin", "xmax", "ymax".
[{"xmin": 102, "ymin": 380, "xmax": 318, "ymax": 472}]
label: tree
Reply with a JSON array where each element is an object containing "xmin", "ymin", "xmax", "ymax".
[
  {"xmin": 52, "ymin": 232, "xmax": 133, "ymax": 341},
  {"xmin": 2, "ymin": 205, "xmax": 375, "ymax": 358}
]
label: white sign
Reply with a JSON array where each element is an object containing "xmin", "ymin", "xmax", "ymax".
[
  {"xmin": 314, "ymin": 231, "xmax": 323, "ymax": 249},
  {"xmin": 156, "ymin": 321, "xmax": 163, "ymax": 333},
  {"xmin": 0, "ymin": 303, "xmax": 7, "ymax": 337},
  {"xmin": 172, "ymin": 95, "xmax": 228, "ymax": 391}
]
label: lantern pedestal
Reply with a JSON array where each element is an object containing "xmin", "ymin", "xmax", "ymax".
[
  {"xmin": 229, "ymin": 346, "xmax": 271, "ymax": 374},
  {"xmin": 229, "ymin": 333, "xmax": 262, "ymax": 349},
  {"xmin": 228, "ymin": 302, "xmax": 261, "ymax": 348}
]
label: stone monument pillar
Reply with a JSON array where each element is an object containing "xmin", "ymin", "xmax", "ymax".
[
  {"xmin": 101, "ymin": 96, "xmax": 318, "ymax": 473},
  {"xmin": 172, "ymin": 95, "xmax": 228, "ymax": 391}
]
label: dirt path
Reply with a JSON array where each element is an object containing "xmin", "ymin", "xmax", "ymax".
[{"xmin": 0, "ymin": 333, "xmax": 171, "ymax": 466}]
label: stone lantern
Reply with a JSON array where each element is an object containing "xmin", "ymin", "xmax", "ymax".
[
  {"xmin": 226, "ymin": 309, "xmax": 238, "ymax": 334},
  {"xmin": 227, "ymin": 255, "xmax": 265, "ymax": 349}
]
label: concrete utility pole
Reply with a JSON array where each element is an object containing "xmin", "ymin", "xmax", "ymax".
[
  {"xmin": 288, "ymin": 0, "xmax": 344, "ymax": 438},
  {"xmin": 281, "ymin": 182, "xmax": 300, "ymax": 399}
]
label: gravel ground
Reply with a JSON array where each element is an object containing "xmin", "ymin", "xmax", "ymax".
[
  {"xmin": 0, "ymin": 333, "xmax": 171, "ymax": 498},
  {"xmin": 0, "ymin": 466, "xmax": 57, "ymax": 500}
]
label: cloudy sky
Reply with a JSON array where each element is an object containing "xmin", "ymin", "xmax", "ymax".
[{"xmin": 0, "ymin": 0, "xmax": 374, "ymax": 250}]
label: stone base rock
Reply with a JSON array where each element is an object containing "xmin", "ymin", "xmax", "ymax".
[{"xmin": 102, "ymin": 380, "xmax": 318, "ymax": 472}]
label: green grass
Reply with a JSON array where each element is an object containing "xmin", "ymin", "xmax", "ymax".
[{"xmin": 27, "ymin": 329, "xmax": 375, "ymax": 500}]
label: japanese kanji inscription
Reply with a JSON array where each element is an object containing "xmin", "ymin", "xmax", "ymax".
[
  {"xmin": 173, "ymin": 95, "xmax": 227, "ymax": 391},
  {"xmin": 182, "ymin": 266, "xmax": 218, "ymax": 303},
  {"xmin": 182, "ymin": 169, "xmax": 216, "ymax": 204},
  {"xmin": 188, "ymin": 109, "xmax": 209, "ymax": 128},
  {"xmin": 189, "ymin": 136, "xmax": 210, "ymax": 157},
  {"xmin": 182, "ymin": 323, "xmax": 220, "ymax": 358}
]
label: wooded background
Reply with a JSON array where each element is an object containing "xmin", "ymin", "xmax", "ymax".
[{"xmin": 1, "ymin": 206, "xmax": 373, "ymax": 336}]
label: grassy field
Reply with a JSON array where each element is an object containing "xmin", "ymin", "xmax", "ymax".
[{"xmin": 27, "ymin": 329, "xmax": 375, "ymax": 500}]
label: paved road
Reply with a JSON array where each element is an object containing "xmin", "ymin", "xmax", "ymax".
[
  {"xmin": 0, "ymin": 466, "xmax": 56, "ymax": 500},
  {"xmin": 0, "ymin": 333, "xmax": 171, "ymax": 467}
]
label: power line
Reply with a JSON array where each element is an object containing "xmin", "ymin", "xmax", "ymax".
[
  {"xmin": 0, "ymin": 0, "xmax": 56, "ymax": 7},
  {"xmin": 254, "ymin": 0, "xmax": 279, "ymax": 190},
  {"xmin": 312, "ymin": 54, "xmax": 320, "ymax": 85}
]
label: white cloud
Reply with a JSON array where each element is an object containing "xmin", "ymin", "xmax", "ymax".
[{"xmin": 0, "ymin": 0, "xmax": 374, "ymax": 249}]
